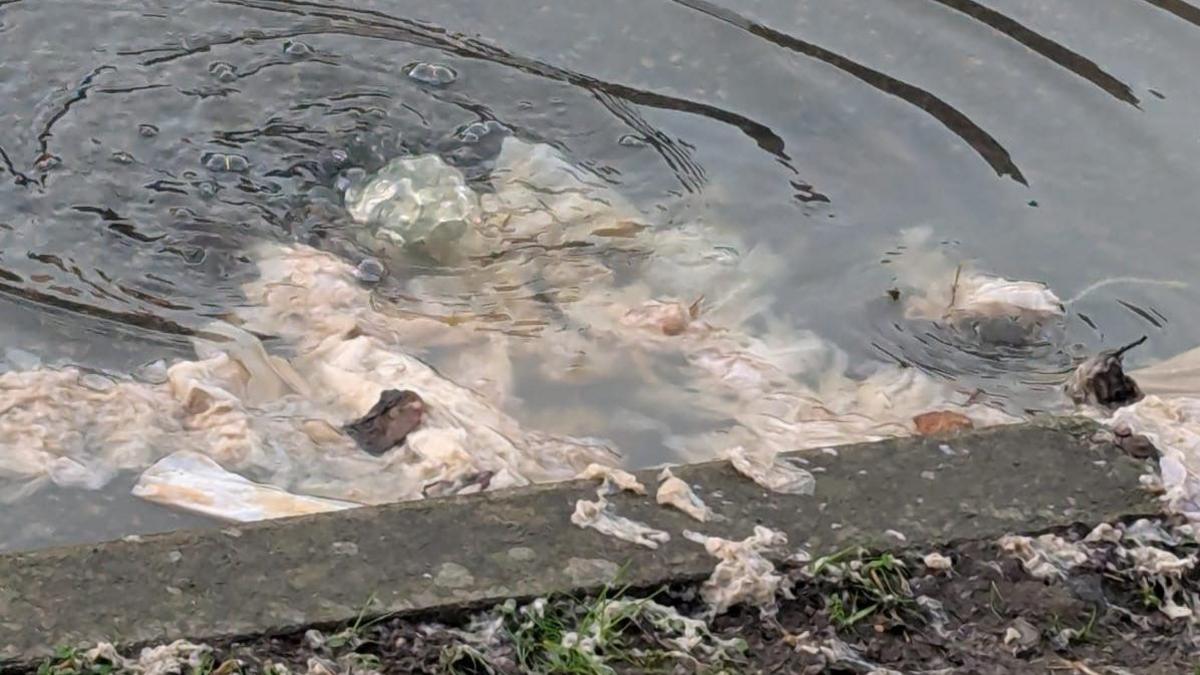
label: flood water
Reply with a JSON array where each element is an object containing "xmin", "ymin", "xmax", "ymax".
[{"xmin": 3, "ymin": 0, "xmax": 1200, "ymax": 551}]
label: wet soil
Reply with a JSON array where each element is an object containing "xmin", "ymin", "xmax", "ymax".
[{"xmin": 27, "ymin": 523, "xmax": 1199, "ymax": 674}]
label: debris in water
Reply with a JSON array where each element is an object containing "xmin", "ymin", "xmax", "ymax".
[
  {"xmin": 656, "ymin": 468, "xmax": 715, "ymax": 521},
  {"xmin": 684, "ymin": 526, "xmax": 789, "ymax": 616},
  {"xmin": 913, "ymin": 410, "xmax": 974, "ymax": 435},
  {"xmin": 997, "ymin": 533, "xmax": 1088, "ymax": 580},
  {"xmin": 724, "ymin": 445, "xmax": 815, "ymax": 495},
  {"xmin": 895, "ymin": 227, "xmax": 1063, "ymax": 333},
  {"xmin": 1065, "ymin": 336, "xmax": 1146, "ymax": 408},
  {"xmin": 422, "ymin": 470, "xmax": 495, "ymax": 498},
  {"xmin": 342, "ymin": 153, "xmax": 480, "ymax": 262},
  {"xmin": 570, "ymin": 494, "xmax": 670, "ymax": 549},
  {"xmin": 342, "ymin": 389, "xmax": 426, "ymax": 456},
  {"xmin": 576, "ymin": 463, "xmax": 646, "ymax": 494},
  {"xmin": 945, "ymin": 270, "xmax": 1064, "ymax": 324},
  {"xmin": 132, "ymin": 451, "xmax": 360, "ymax": 522},
  {"xmin": 619, "ymin": 298, "xmax": 704, "ymax": 337}
]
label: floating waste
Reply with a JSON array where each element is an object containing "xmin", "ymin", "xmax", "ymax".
[
  {"xmin": 133, "ymin": 451, "xmax": 358, "ymax": 522},
  {"xmin": 342, "ymin": 389, "xmax": 426, "ymax": 456},
  {"xmin": 1065, "ymin": 336, "xmax": 1146, "ymax": 408},
  {"xmin": 342, "ymin": 153, "xmax": 481, "ymax": 262},
  {"xmin": 0, "ymin": 137, "xmax": 1120, "ymax": 530}
]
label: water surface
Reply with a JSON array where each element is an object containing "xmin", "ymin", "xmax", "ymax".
[{"xmin": 3, "ymin": 0, "xmax": 1200, "ymax": 550}]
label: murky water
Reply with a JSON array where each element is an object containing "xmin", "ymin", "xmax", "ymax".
[{"xmin": 3, "ymin": 0, "xmax": 1200, "ymax": 550}]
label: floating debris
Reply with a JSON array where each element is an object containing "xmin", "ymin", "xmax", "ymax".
[
  {"xmin": 620, "ymin": 299, "xmax": 703, "ymax": 337},
  {"xmin": 342, "ymin": 389, "xmax": 426, "ymax": 456},
  {"xmin": 895, "ymin": 227, "xmax": 1064, "ymax": 336},
  {"xmin": 1065, "ymin": 336, "xmax": 1146, "ymax": 408},
  {"xmin": 684, "ymin": 526, "xmax": 789, "ymax": 616},
  {"xmin": 343, "ymin": 153, "xmax": 480, "ymax": 262},
  {"xmin": 724, "ymin": 445, "xmax": 815, "ymax": 495},
  {"xmin": 656, "ymin": 468, "xmax": 714, "ymax": 521},
  {"xmin": 132, "ymin": 451, "xmax": 359, "ymax": 522}
]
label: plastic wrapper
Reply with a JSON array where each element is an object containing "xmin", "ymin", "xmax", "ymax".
[
  {"xmin": 343, "ymin": 154, "xmax": 481, "ymax": 262},
  {"xmin": 132, "ymin": 451, "xmax": 359, "ymax": 522},
  {"xmin": 656, "ymin": 468, "xmax": 715, "ymax": 521},
  {"xmin": 684, "ymin": 526, "xmax": 789, "ymax": 615},
  {"xmin": 723, "ymin": 445, "xmax": 815, "ymax": 495},
  {"xmin": 570, "ymin": 494, "xmax": 670, "ymax": 549}
]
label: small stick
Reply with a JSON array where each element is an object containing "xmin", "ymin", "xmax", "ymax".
[
  {"xmin": 1113, "ymin": 335, "xmax": 1148, "ymax": 358},
  {"xmin": 944, "ymin": 263, "xmax": 964, "ymax": 318}
]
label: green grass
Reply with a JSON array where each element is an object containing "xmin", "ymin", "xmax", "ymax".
[
  {"xmin": 35, "ymin": 647, "xmax": 112, "ymax": 675},
  {"xmin": 442, "ymin": 581, "xmax": 744, "ymax": 675},
  {"xmin": 809, "ymin": 547, "xmax": 917, "ymax": 630}
]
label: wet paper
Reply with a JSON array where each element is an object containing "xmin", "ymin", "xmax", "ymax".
[{"xmin": 132, "ymin": 451, "xmax": 359, "ymax": 522}]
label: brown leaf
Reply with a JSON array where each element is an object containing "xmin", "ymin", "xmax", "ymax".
[{"xmin": 913, "ymin": 411, "xmax": 974, "ymax": 436}]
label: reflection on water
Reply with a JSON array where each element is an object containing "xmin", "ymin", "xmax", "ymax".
[{"xmin": 2, "ymin": 0, "xmax": 1200, "ymax": 550}]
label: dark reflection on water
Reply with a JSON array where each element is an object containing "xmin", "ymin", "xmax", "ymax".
[{"xmin": 2, "ymin": 0, "xmax": 1200, "ymax": 548}]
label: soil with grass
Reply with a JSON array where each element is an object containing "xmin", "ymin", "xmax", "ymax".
[{"xmin": 24, "ymin": 522, "xmax": 1200, "ymax": 675}]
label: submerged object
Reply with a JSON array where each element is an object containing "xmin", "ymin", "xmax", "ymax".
[
  {"xmin": 342, "ymin": 389, "xmax": 426, "ymax": 456},
  {"xmin": 132, "ymin": 451, "xmax": 359, "ymax": 522},
  {"xmin": 343, "ymin": 153, "xmax": 481, "ymax": 261}
]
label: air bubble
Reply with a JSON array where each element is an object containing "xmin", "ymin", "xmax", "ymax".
[
  {"xmin": 202, "ymin": 152, "xmax": 249, "ymax": 173},
  {"xmin": 406, "ymin": 62, "xmax": 458, "ymax": 85},
  {"xmin": 208, "ymin": 61, "xmax": 238, "ymax": 83},
  {"xmin": 283, "ymin": 40, "xmax": 313, "ymax": 57}
]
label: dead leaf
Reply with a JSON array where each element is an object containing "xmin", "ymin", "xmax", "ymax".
[{"xmin": 913, "ymin": 410, "xmax": 974, "ymax": 435}]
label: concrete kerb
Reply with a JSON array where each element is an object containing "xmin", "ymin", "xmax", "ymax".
[{"xmin": 0, "ymin": 417, "xmax": 1161, "ymax": 665}]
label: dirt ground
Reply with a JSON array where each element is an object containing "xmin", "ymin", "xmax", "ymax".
[{"xmin": 24, "ymin": 521, "xmax": 1200, "ymax": 675}]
